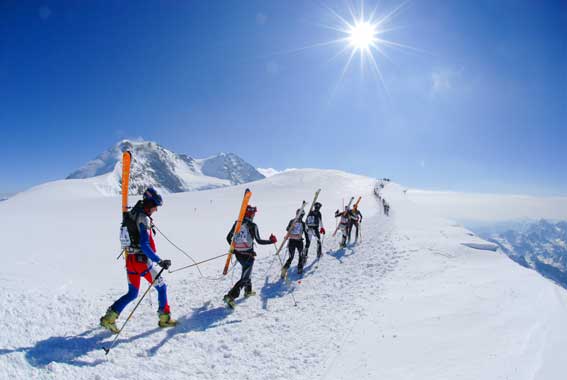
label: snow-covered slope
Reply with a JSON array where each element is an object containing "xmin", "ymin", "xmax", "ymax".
[
  {"xmin": 66, "ymin": 140, "xmax": 265, "ymax": 195},
  {"xmin": 1, "ymin": 170, "xmax": 566, "ymax": 379},
  {"xmin": 257, "ymin": 167, "xmax": 281, "ymax": 177},
  {"xmin": 197, "ymin": 152, "xmax": 264, "ymax": 184}
]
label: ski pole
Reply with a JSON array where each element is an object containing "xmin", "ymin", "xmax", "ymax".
[
  {"xmin": 115, "ymin": 249, "xmax": 125, "ymax": 260},
  {"xmin": 153, "ymin": 223, "xmax": 206, "ymax": 278},
  {"xmin": 168, "ymin": 253, "xmax": 229, "ymax": 274},
  {"xmin": 273, "ymin": 244, "xmax": 297, "ymax": 307},
  {"xmin": 102, "ymin": 267, "xmax": 166, "ymax": 356}
]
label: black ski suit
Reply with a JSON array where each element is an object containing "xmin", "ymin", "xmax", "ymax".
[
  {"xmin": 226, "ymin": 218, "xmax": 272, "ymax": 299},
  {"xmin": 283, "ymin": 218, "xmax": 309, "ymax": 271},
  {"xmin": 348, "ymin": 209, "xmax": 363, "ymax": 242},
  {"xmin": 305, "ymin": 210, "xmax": 324, "ymax": 256}
]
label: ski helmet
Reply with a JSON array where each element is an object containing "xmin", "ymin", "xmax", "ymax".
[
  {"xmin": 314, "ymin": 202, "xmax": 322, "ymax": 210},
  {"xmin": 245, "ymin": 205, "xmax": 257, "ymax": 218},
  {"xmin": 296, "ymin": 208, "xmax": 305, "ymax": 218},
  {"xmin": 143, "ymin": 187, "xmax": 163, "ymax": 207}
]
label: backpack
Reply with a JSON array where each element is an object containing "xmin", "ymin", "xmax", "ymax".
[{"xmin": 120, "ymin": 201, "xmax": 143, "ymax": 249}]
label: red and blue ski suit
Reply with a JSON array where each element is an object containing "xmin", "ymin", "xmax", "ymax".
[{"xmin": 111, "ymin": 205, "xmax": 170, "ymax": 315}]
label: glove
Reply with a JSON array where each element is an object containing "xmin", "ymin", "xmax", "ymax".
[
  {"xmin": 320, "ymin": 227, "xmax": 326, "ymax": 235},
  {"xmin": 336, "ymin": 209, "xmax": 339, "ymax": 214},
  {"xmin": 158, "ymin": 259, "xmax": 172, "ymax": 270},
  {"xmin": 269, "ymin": 234, "xmax": 278, "ymax": 243}
]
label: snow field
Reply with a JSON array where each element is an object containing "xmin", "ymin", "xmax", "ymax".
[{"xmin": 1, "ymin": 169, "xmax": 567, "ymax": 379}]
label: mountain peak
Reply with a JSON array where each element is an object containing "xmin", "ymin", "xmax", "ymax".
[{"xmin": 66, "ymin": 140, "xmax": 265, "ymax": 194}]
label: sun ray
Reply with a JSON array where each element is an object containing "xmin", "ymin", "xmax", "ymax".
[
  {"xmin": 375, "ymin": 0, "xmax": 410, "ymax": 28},
  {"xmin": 335, "ymin": 48, "xmax": 358, "ymax": 92},
  {"xmin": 367, "ymin": 47, "xmax": 389, "ymax": 95},
  {"xmin": 321, "ymin": 2, "xmax": 355, "ymax": 31},
  {"xmin": 374, "ymin": 38, "xmax": 425, "ymax": 54},
  {"xmin": 328, "ymin": 43, "xmax": 354, "ymax": 63},
  {"xmin": 256, "ymin": 38, "xmax": 351, "ymax": 60},
  {"xmin": 257, "ymin": 0, "xmax": 418, "ymax": 97}
]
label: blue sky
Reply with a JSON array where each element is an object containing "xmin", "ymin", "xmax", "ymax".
[{"xmin": 1, "ymin": 0, "xmax": 565, "ymax": 195}]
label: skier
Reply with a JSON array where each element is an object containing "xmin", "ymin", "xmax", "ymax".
[
  {"xmin": 100, "ymin": 187, "xmax": 176, "ymax": 333},
  {"xmin": 223, "ymin": 205, "xmax": 277, "ymax": 308},
  {"xmin": 335, "ymin": 206, "xmax": 351, "ymax": 248},
  {"xmin": 348, "ymin": 204, "xmax": 363, "ymax": 243},
  {"xmin": 281, "ymin": 209, "xmax": 309, "ymax": 276},
  {"xmin": 382, "ymin": 198, "xmax": 390, "ymax": 216},
  {"xmin": 304, "ymin": 202, "xmax": 325, "ymax": 259}
]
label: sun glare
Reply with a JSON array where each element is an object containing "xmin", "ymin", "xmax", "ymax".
[
  {"xmin": 318, "ymin": 1, "xmax": 417, "ymax": 92},
  {"xmin": 266, "ymin": 1, "xmax": 416, "ymax": 94},
  {"xmin": 348, "ymin": 22, "xmax": 377, "ymax": 50}
]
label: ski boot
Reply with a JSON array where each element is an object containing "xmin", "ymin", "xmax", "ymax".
[
  {"xmin": 223, "ymin": 294, "xmax": 236, "ymax": 309},
  {"xmin": 280, "ymin": 265, "xmax": 289, "ymax": 280},
  {"xmin": 100, "ymin": 308, "xmax": 120, "ymax": 334},
  {"xmin": 158, "ymin": 312, "xmax": 177, "ymax": 328},
  {"xmin": 244, "ymin": 289, "xmax": 256, "ymax": 298}
]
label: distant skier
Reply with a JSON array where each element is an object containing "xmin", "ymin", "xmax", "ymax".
[
  {"xmin": 349, "ymin": 204, "xmax": 363, "ymax": 243},
  {"xmin": 335, "ymin": 206, "xmax": 351, "ymax": 248},
  {"xmin": 281, "ymin": 209, "xmax": 309, "ymax": 276},
  {"xmin": 304, "ymin": 202, "xmax": 325, "ymax": 258},
  {"xmin": 223, "ymin": 205, "xmax": 277, "ymax": 308},
  {"xmin": 100, "ymin": 187, "xmax": 176, "ymax": 333}
]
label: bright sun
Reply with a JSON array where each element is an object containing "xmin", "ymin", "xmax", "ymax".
[
  {"xmin": 348, "ymin": 22, "xmax": 377, "ymax": 50},
  {"xmin": 277, "ymin": 1, "xmax": 416, "ymax": 93}
]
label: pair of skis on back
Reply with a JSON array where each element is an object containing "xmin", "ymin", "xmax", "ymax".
[
  {"xmin": 222, "ymin": 187, "xmax": 321, "ymax": 283},
  {"xmin": 276, "ymin": 188, "xmax": 321, "ymax": 281},
  {"xmin": 332, "ymin": 195, "xmax": 362, "ymax": 238}
]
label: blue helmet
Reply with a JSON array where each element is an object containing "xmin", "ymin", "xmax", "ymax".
[{"xmin": 143, "ymin": 187, "xmax": 163, "ymax": 207}]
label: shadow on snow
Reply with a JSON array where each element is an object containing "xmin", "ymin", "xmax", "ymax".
[
  {"xmin": 147, "ymin": 301, "xmax": 237, "ymax": 356},
  {"xmin": 1, "ymin": 243, "xmax": 359, "ymax": 366},
  {"xmin": 0, "ymin": 326, "xmax": 163, "ymax": 368}
]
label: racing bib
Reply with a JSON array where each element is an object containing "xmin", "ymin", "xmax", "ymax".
[
  {"xmin": 120, "ymin": 226, "xmax": 131, "ymax": 248},
  {"xmin": 306, "ymin": 215, "xmax": 317, "ymax": 226},
  {"xmin": 289, "ymin": 222, "xmax": 303, "ymax": 239},
  {"xmin": 233, "ymin": 226, "xmax": 253, "ymax": 250}
]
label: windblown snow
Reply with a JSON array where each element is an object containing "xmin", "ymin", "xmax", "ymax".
[{"xmin": 1, "ymin": 169, "xmax": 566, "ymax": 380}]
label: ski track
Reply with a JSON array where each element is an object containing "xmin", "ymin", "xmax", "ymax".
[{"xmin": 0, "ymin": 210, "xmax": 407, "ymax": 380}]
